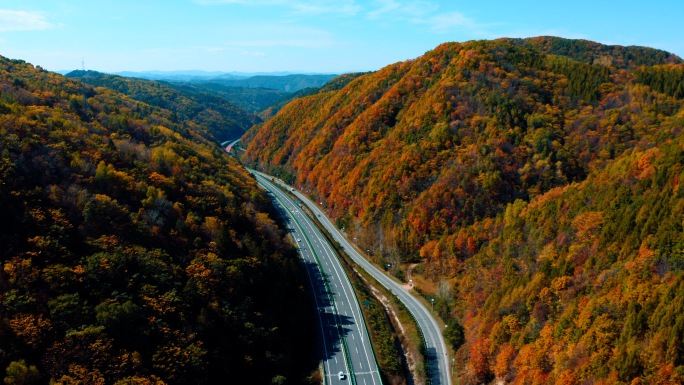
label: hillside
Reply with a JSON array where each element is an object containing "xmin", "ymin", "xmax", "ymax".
[
  {"xmin": 243, "ymin": 36, "xmax": 684, "ymax": 383},
  {"xmin": 0, "ymin": 57, "xmax": 317, "ymax": 384},
  {"xmin": 205, "ymin": 73, "xmax": 338, "ymax": 92},
  {"xmin": 175, "ymin": 82, "xmax": 292, "ymax": 115},
  {"xmin": 66, "ymin": 70, "xmax": 260, "ymax": 142}
]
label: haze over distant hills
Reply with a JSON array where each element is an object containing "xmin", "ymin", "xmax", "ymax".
[
  {"xmin": 201, "ymin": 73, "xmax": 338, "ymax": 93},
  {"xmin": 66, "ymin": 69, "xmax": 339, "ymax": 117},
  {"xmin": 59, "ymin": 69, "xmax": 339, "ymax": 91},
  {"xmin": 59, "ymin": 69, "xmax": 325, "ymax": 79},
  {"xmin": 112, "ymin": 70, "xmax": 247, "ymax": 82}
]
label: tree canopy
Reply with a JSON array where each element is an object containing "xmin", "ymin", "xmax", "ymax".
[
  {"xmin": 1, "ymin": 56, "xmax": 317, "ymax": 384},
  {"xmin": 243, "ymin": 36, "xmax": 684, "ymax": 384}
]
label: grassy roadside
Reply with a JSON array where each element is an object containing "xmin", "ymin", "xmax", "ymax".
[{"xmin": 339, "ymin": 248, "xmax": 420, "ymax": 385}]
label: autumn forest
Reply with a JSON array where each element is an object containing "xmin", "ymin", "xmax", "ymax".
[
  {"xmin": 0, "ymin": 56, "xmax": 318, "ymax": 384},
  {"xmin": 244, "ymin": 37, "xmax": 684, "ymax": 384},
  {"xmin": 2, "ymin": 35, "xmax": 684, "ymax": 385}
]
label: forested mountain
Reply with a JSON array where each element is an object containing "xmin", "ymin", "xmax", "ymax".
[
  {"xmin": 66, "ymin": 70, "xmax": 259, "ymax": 142},
  {"xmin": 243, "ymin": 36, "xmax": 684, "ymax": 383},
  {"xmin": 70, "ymin": 70, "xmax": 339, "ymax": 121},
  {"xmin": 190, "ymin": 73, "xmax": 365, "ymax": 119},
  {"xmin": 174, "ymin": 82, "xmax": 295, "ymax": 115},
  {"xmin": 205, "ymin": 73, "xmax": 337, "ymax": 92},
  {"xmin": 111, "ymin": 70, "xmax": 243, "ymax": 82},
  {"xmin": 175, "ymin": 74, "xmax": 340, "ymax": 115},
  {"xmin": 256, "ymin": 72, "xmax": 368, "ymax": 119},
  {"xmin": 0, "ymin": 57, "xmax": 317, "ymax": 384},
  {"xmin": 168, "ymin": 73, "xmax": 346, "ymax": 116}
]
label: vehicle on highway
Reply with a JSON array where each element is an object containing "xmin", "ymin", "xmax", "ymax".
[{"xmin": 338, "ymin": 371, "xmax": 346, "ymax": 380}]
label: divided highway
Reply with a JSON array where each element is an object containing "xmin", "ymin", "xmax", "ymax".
[
  {"xmin": 253, "ymin": 172, "xmax": 382, "ymax": 385},
  {"xmin": 254, "ymin": 170, "xmax": 452, "ymax": 385}
]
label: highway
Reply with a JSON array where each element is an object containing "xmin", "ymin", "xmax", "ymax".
[
  {"xmin": 220, "ymin": 138, "xmax": 241, "ymax": 147},
  {"xmin": 252, "ymin": 172, "xmax": 382, "ymax": 385},
  {"xmin": 254, "ymin": 171, "xmax": 452, "ymax": 385}
]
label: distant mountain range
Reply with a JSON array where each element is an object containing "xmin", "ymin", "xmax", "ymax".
[
  {"xmin": 197, "ymin": 73, "xmax": 338, "ymax": 92},
  {"xmin": 65, "ymin": 69, "xmax": 340, "ymax": 115},
  {"xmin": 58, "ymin": 69, "xmax": 339, "ymax": 92},
  {"xmin": 66, "ymin": 69, "xmax": 260, "ymax": 142},
  {"xmin": 115, "ymin": 70, "xmax": 248, "ymax": 81}
]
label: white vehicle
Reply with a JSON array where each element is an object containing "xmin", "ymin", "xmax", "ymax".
[
  {"xmin": 296, "ymin": 238, "xmax": 301, "ymax": 242},
  {"xmin": 338, "ymin": 371, "xmax": 346, "ymax": 380}
]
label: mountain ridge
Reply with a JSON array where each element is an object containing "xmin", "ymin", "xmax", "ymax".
[
  {"xmin": 66, "ymin": 69, "xmax": 260, "ymax": 142},
  {"xmin": 242, "ymin": 36, "xmax": 684, "ymax": 384}
]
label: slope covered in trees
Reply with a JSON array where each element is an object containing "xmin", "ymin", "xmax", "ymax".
[
  {"xmin": 450, "ymin": 118, "xmax": 684, "ymax": 384},
  {"xmin": 243, "ymin": 36, "xmax": 684, "ymax": 383},
  {"xmin": 205, "ymin": 73, "xmax": 337, "ymax": 92},
  {"xmin": 66, "ymin": 70, "xmax": 260, "ymax": 142},
  {"xmin": 1, "ymin": 57, "xmax": 317, "ymax": 384},
  {"xmin": 169, "ymin": 81, "xmax": 288, "ymax": 115}
]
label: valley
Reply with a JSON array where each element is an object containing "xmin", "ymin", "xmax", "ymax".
[{"xmin": 2, "ymin": 34, "xmax": 684, "ymax": 385}]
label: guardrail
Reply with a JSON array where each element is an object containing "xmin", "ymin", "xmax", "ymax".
[{"xmin": 406, "ymin": 307, "xmax": 430, "ymax": 385}]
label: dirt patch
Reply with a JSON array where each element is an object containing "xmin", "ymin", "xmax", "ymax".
[{"xmin": 353, "ymin": 266, "xmax": 420, "ymax": 385}]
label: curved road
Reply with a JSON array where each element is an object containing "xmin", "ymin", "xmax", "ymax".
[
  {"xmin": 255, "ymin": 171, "xmax": 452, "ymax": 385},
  {"xmin": 254, "ymin": 173, "xmax": 382, "ymax": 385}
]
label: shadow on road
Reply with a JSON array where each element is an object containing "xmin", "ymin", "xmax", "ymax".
[
  {"xmin": 425, "ymin": 347, "xmax": 442, "ymax": 385},
  {"xmin": 266, "ymin": 185, "xmax": 358, "ymax": 369},
  {"xmin": 301, "ymin": 259, "xmax": 355, "ymax": 361}
]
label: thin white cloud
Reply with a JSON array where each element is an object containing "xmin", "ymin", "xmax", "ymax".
[
  {"xmin": 499, "ymin": 28, "xmax": 588, "ymax": 41},
  {"xmin": 367, "ymin": 0, "xmax": 438, "ymax": 19},
  {"xmin": 230, "ymin": 39, "xmax": 331, "ymax": 48},
  {"xmin": 204, "ymin": 46, "xmax": 227, "ymax": 52},
  {"xmin": 419, "ymin": 11, "xmax": 478, "ymax": 33},
  {"xmin": 211, "ymin": 22, "xmax": 335, "ymax": 49},
  {"xmin": 196, "ymin": 0, "xmax": 283, "ymax": 4},
  {"xmin": 195, "ymin": 0, "xmax": 360, "ymax": 16},
  {"xmin": 290, "ymin": 2, "xmax": 360, "ymax": 16},
  {"xmin": 366, "ymin": 1, "xmax": 482, "ymax": 35},
  {"xmin": 0, "ymin": 10, "xmax": 52, "ymax": 32},
  {"xmin": 367, "ymin": 0, "xmax": 401, "ymax": 19},
  {"xmin": 241, "ymin": 50, "xmax": 266, "ymax": 57}
]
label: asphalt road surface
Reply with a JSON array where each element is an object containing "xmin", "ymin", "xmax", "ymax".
[
  {"xmin": 253, "ymin": 173, "xmax": 382, "ymax": 385},
  {"xmin": 255, "ymin": 171, "xmax": 452, "ymax": 385}
]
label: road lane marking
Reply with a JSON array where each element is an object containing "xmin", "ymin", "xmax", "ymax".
[{"xmin": 254, "ymin": 173, "xmax": 381, "ymax": 385}]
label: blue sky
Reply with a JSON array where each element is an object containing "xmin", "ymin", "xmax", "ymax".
[{"xmin": 1, "ymin": 0, "xmax": 682, "ymax": 73}]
